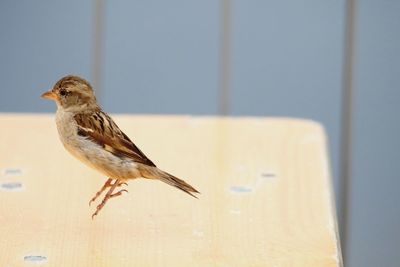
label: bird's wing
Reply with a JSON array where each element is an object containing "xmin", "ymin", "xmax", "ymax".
[{"xmin": 74, "ymin": 111, "xmax": 156, "ymax": 167}]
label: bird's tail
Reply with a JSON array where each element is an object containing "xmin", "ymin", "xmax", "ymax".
[{"xmin": 140, "ymin": 167, "xmax": 200, "ymax": 198}]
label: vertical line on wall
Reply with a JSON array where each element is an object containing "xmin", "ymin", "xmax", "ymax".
[
  {"xmin": 92, "ymin": 0, "xmax": 105, "ymax": 103},
  {"xmin": 340, "ymin": 0, "xmax": 357, "ymax": 263},
  {"xmin": 219, "ymin": 0, "xmax": 232, "ymax": 115}
]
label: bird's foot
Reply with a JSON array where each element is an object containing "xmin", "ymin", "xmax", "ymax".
[
  {"xmin": 89, "ymin": 179, "xmax": 128, "ymax": 206},
  {"xmin": 91, "ymin": 179, "xmax": 128, "ymax": 219},
  {"xmin": 89, "ymin": 178, "xmax": 112, "ymax": 206},
  {"xmin": 110, "ymin": 189, "xmax": 129, "ymax": 198}
]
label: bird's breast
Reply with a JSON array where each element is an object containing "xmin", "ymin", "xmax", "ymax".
[{"xmin": 55, "ymin": 109, "xmax": 80, "ymax": 146}]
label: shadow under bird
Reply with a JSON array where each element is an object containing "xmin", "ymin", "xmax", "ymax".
[{"xmin": 41, "ymin": 75, "xmax": 199, "ymax": 218}]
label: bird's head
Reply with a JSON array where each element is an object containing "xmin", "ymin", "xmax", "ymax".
[{"xmin": 41, "ymin": 75, "xmax": 98, "ymax": 111}]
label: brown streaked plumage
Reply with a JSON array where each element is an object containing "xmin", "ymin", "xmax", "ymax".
[
  {"xmin": 74, "ymin": 112, "xmax": 156, "ymax": 166},
  {"xmin": 42, "ymin": 75, "xmax": 199, "ymax": 218}
]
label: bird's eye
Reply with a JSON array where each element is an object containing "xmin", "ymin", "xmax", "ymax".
[{"xmin": 59, "ymin": 89, "xmax": 67, "ymax": 96}]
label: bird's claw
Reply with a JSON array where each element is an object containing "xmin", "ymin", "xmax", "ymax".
[
  {"xmin": 110, "ymin": 189, "xmax": 128, "ymax": 198},
  {"xmin": 90, "ymin": 182, "xmax": 129, "ymax": 219}
]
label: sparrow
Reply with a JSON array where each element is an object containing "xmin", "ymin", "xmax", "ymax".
[{"xmin": 41, "ymin": 75, "xmax": 199, "ymax": 218}]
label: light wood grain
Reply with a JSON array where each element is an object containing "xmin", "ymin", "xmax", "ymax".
[{"xmin": 0, "ymin": 114, "xmax": 341, "ymax": 267}]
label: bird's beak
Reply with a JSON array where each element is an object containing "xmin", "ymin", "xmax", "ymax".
[{"xmin": 41, "ymin": 90, "xmax": 58, "ymax": 101}]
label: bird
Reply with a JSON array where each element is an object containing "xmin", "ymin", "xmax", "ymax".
[{"xmin": 41, "ymin": 75, "xmax": 199, "ymax": 218}]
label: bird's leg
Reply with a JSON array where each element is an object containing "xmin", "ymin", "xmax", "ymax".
[
  {"xmin": 92, "ymin": 179, "xmax": 127, "ymax": 219},
  {"xmin": 89, "ymin": 178, "xmax": 128, "ymax": 206},
  {"xmin": 89, "ymin": 178, "xmax": 112, "ymax": 206}
]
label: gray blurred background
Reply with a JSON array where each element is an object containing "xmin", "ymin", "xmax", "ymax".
[{"xmin": 1, "ymin": 1, "xmax": 399, "ymax": 266}]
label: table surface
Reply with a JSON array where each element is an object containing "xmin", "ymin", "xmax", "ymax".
[{"xmin": 0, "ymin": 114, "xmax": 341, "ymax": 267}]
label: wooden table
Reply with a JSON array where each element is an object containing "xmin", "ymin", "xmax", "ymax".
[{"xmin": 0, "ymin": 115, "xmax": 342, "ymax": 266}]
